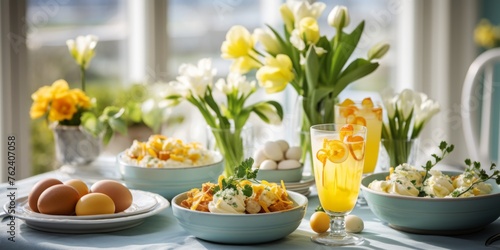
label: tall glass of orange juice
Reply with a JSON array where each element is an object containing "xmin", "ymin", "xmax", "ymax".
[
  {"xmin": 334, "ymin": 98, "xmax": 382, "ymax": 175},
  {"xmin": 310, "ymin": 123, "xmax": 366, "ymax": 246}
]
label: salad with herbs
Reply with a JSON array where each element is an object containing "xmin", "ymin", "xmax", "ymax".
[
  {"xmin": 180, "ymin": 158, "xmax": 295, "ymax": 214},
  {"xmin": 368, "ymin": 141, "xmax": 500, "ymax": 198}
]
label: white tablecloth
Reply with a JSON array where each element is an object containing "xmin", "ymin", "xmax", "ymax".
[{"xmin": 0, "ymin": 158, "xmax": 498, "ymax": 250}]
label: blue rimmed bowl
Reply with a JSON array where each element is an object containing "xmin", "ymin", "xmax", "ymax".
[
  {"xmin": 171, "ymin": 190, "xmax": 308, "ymax": 244},
  {"xmin": 361, "ymin": 171, "xmax": 500, "ymax": 235},
  {"xmin": 117, "ymin": 151, "xmax": 224, "ymax": 200}
]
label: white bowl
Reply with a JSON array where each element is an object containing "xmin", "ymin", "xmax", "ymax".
[
  {"xmin": 171, "ymin": 190, "xmax": 308, "ymax": 244},
  {"xmin": 361, "ymin": 171, "xmax": 500, "ymax": 235},
  {"xmin": 117, "ymin": 151, "xmax": 224, "ymax": 200}
]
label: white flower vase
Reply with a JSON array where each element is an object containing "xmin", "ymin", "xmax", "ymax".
[{"xmin": 52, "ymin": 125, "xmax": 101, "ymax": 168}]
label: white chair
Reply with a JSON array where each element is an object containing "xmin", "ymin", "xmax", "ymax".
[{"xmin": 461, "ymin": 48, "xmax": 500, "ymax": 173}]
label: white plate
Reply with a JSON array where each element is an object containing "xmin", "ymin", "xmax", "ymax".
[
  {"xmin": 284, "ymin": 175, "xmax": 315, "ymax": 188},
  {"xmin": 3, "ymin": 191, "xmax": 170, "ymax": 233},
  {"xmin": 10, "ymin": 190, "xmax": 158, "ymax": 220}
]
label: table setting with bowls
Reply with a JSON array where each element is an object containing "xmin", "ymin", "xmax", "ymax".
[{"xmin": 3, "ymin": 130, "xmax": 500, "ymax": 247}]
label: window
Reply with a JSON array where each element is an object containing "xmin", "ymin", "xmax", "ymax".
[{"xmin": 6, "ymin": 0, "xmax": 399, "ymax": 179}]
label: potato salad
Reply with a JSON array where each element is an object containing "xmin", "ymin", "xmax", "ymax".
[
  {"xmin": 368, "ymin": 163, "xmax": 493, "ymax": 198},
  {"xmin": 122, "ymin": 135, "xmax": 217, "ymax": 168}
]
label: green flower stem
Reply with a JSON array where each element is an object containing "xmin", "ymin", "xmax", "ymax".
[
  {"xmin": 382, "ymin": 138, "xmax": 417, "ymax": 168},
  {"xmin": 210, "ymin": 126, "xmax": 245, "ymax": 177},
  {"xmin": 80, "ymin": 65, "xmax": 86, "ymax": 92}
]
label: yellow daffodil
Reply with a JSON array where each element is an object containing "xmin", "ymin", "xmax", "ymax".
[
  {"xmin": 256, "ymin": 54, "xmax": 294, "ymax": 94},
  {"xmin": 50, "ymin": 79, "xmax": 70, "ymax": 96},
  {"xmin": 221, "ymin": 25, "xmax": 255, "ymax": 59},
  {"xmin": 474, "ymin": 19, "xmax": 498, "ymax": 48}
]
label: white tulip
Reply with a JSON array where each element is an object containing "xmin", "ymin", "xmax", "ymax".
[
  {"xmin": 283, "ymin": 0, "xmax": 326, "ymax": 29},
  {"xmin": 66, "ymin": 34, "xmax": 98, "ymax": 69},
  {"xmin": 176, "ymin": 58, "xmax": 216, "ymax": 98},
  {"xmin": 381, "ymin": 88, "xmax": 397, "ymax": 118},
  {"xmin": 216, "ymin": 72, "xmax": 256, "ymax": 97},
  {"xmin": 397, "ymin": 89, "xmax": 415, "ymax": 120},
  {"xmin": 327, "ymin": 5, "xmax": 350, "ymax": 30},
  {"xmin": 255, "ymin": 103, "xmax": 282, "ymax": 125},
  {"xmin": 253, "ymin": 28, "xmax": 281, "ymax": 55},
  {"xmin": 290, "ymin": 29, "xmax": 306, "ymax": 51}
]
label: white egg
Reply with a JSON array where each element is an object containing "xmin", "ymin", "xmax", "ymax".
[
  {"xmin": 275, "ymin": 140, "xmax": 289, "ymax": 153},
  {"xmin": 345, "ymin": 215, "xmax": 364, "ymax": 233},
  {"xmin": 277, "ymin": 159, "xmax": 301, "ymax": 170},
  {"xmin": 260, "ymin": 160, "xmax": 278, "ymax": 170},
  {"xmin": 252, "ymin": 149, "xmax": 268, "ymax": 169},
  {"xmin": 285, "ymin": 146, "xmax": 302, "ymax": 161},
  {"xmin": 262, "ymin": 141, "xmax": 284, "ymax": 161}
]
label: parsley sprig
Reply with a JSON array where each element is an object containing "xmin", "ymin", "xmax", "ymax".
[
  {"xmin": 212, "ymin": 158, "xmax": 258, "ymax": 197},
  {"xmin": 417, "ymin": 141, "xmax": 454, "ymax": 197},
  {"xmin": 451, "ymin": 159, "xmax": 500, "ymax": 197}
]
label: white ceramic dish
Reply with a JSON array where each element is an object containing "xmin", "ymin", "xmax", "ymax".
[
  {"xmin": 14, "ymin": 189, "xmax": 158, "ymax": 220},
  {"xmin": 171, "ymin": 190, "xmax": 308, "ymax": 244},
  {"xmin": 3, "ymin": 190, "xmax": 169, "ymax": 233},
  {"xmin": 361, "ymin": 171, "xmax": 500, "ymax": 235},
  {"xmin": 117, "ymin": 151, "xmax": 224, "ymax": 200}
]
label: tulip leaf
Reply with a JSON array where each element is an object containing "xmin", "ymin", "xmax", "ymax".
[
  {"xmin": 305, "ymin": 46, "xmax": 320, "ymax": 94},
  {"xmin": 308, "ymin": 87, "xmax": 334, "ymax": 125},
  {"xmin": 333, "ymin": 59, "xmax": 379, "ymax": 97},
  {"xmin": 108, "ymin": 116, "xmax": 128, "ymax": 135},
  {"xmin": 328, "ymin": 21, "xmax": 365, "ymax": 83}
]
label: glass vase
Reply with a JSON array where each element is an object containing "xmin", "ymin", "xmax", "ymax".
[
  {"xmin": 52, "ymin": 124, "xmax": 101, "ymax": 167},
  {"xmin": 381, "ymin": 138, "xmax": 419, "ymax": 169},
  {"xmin": 206, "ymin": 124, "xmax": 253, "ymax": 177}
]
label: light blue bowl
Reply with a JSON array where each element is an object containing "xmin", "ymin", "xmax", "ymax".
[
  {"xmin": 171, "ymin": 190, "xmax": 308, "ymax": 244},
  {"xmin": 117, "ymin": 151, "xmax": 224, "ymax": 200},
  {"xmin": 256, "ymin": 165, "xmax": 304, "ymax": 183},
  {"xmin": 361, "ymin": 171, "xmax": 500, "ymax": 234}
]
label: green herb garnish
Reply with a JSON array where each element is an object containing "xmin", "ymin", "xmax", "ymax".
[
  {"xmin": 451, "ymin": 159, "xmax": 500, "ymax": 197},
  {"xmin": 211, "ymin": 158, "xmax": 258, "ymax": 197},
  {"xmin": 417, "ymin": 141, "xmax": 454, "ymax": 197}
]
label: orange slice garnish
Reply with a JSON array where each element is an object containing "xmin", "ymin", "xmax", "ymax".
[
  {"xmin": 339, "ymin": 98, "xmax": 355, "ymax": 107},
  {"xmin": 316, "ymin": 139, "xmax": 349, "ymax": 186},
  {"xmin": 346, "ymin": 135, "xmax": 365, "ymax": 161},
  {"xmin": 362, "ymin": 97, "xmax": 374, "ymax": 108},
  {"xmin": 374, "ymin": 108, "xmax": 383, "ymax": 121},
  {"xmin": 339, "ymin": 124, "xmax": 354, "ymax": 141}
]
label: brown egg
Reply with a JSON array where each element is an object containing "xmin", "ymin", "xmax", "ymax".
[
  {"xmin": 64, "ymin": 179, "xmax": 89, "ymax": 197},
  {"xmin": 91, "ymin": 180, "xmax": 132, "ymax": 213},
  {"xmin": 28, "ymin": 178, "xmax": 63, "ymax": 213},
  {"xmin": 75, "ymin": 193, "xmax": 115, "ymax": 216},
  {"xmin": 37, "ymin": 184, "xmax": 80, "ymax": 215}
]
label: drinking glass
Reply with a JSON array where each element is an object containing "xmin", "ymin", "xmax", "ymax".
[
  {"xmin": 335, "ymin": 99, "xmax": 382, "ymax": 205},
  {"xmin": 310, "ymin": 123, "xmax": 367, "ymax": 246}
]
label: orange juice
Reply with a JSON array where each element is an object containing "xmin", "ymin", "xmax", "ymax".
[
  {"xmin": 311, "ymin": 124, "xmax": 366, "ymax": 213},
  {"xmin": 335, "ymin": 98, "xmax": 382, "ymax": 174}
]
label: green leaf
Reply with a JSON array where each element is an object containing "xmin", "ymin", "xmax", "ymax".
[
  {"xmin": 328, "ymin": 21, "xmax": 365, "ymax": 83},
  {"xmin": 305, "ymin": 45, "xmax": 320, "ymax": 93},
  {"xmin": 108, "ymin": 117, "xmax": 127, "ymax": 135},
  {"xmin": 80, "ymin": 112, "xmax": 99, "ymax": 136},
  {"xmin": 102, "ymin": 127, "xmax": 114, "ymax": 145},
  {"xmin": 332, "ymin": 59, "xmax": 379, "ymax": 97},
  {"xmin": 242, "ymin": 184, "xmax": 253, "ymax": 197}
]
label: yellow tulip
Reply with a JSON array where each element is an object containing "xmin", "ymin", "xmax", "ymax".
[
  {"xmin": 280, "ymin": 3, "xmax": 294, "ymax": 32},
  {"xmin": 221, "ymin": 25, "xmax": 255, "ymax": 59},
  {"xmin": 49, "ymin": 91, "xmax": 78, "ymax": 122},
  {"xmin": 230, "ymin": 55, "xmax": 261, "ymax": 74},
  {"xmin": 299, "ymin": 17, "xmax": 320, "ymax": 45},
  {"xmin": 256, "ymin": 54, "xmax": 294, "ymax": 94}
]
